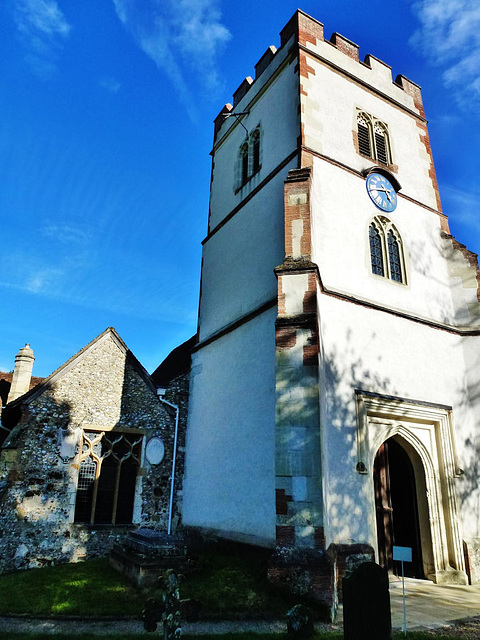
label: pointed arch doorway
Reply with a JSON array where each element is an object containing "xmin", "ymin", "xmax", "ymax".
[
  {"xmin": 356, "ymin": 394, "xmax": 468, "ymax": 584},
  {"xmin": 374, "ymin": 437, "xmax": 424, "ymax": 578}
]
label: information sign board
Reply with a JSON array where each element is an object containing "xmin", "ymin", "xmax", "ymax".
[{"xmin": 393, "ymin": 546, "xmax": 412, "ymax": 563}]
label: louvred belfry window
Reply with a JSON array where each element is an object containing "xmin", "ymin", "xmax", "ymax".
[
  {"xmin": 251, "ymin": 129, "xmax": 261, "ymax": 173},
  {"xmin": 357, "ymin": 112, "xmax": 372, "ymax": 157},
  {"xmin": 357, "ymin": 111, "xmax": 391, "ymax": 165},
  {"xmin": 236, "ymin": 125, "xmax": 262, "ymax": 192},
  {"xmin": 74, "ymin": 430, "xmax": 143, "ymax": 525},
  {"xmin": 240, "ymin": 142, "xmax": 249, "ymax": 185},
  {"xmin": 374, "ymin": 122, "xmax": 390, "ymax": 165}
]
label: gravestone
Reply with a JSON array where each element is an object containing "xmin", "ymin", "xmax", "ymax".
[
  {"xmin": 141, "ymin": 569, "xmax": 182, "ymax": 638},
  {"xmin": 286, "ymin": 604, "xmax": 315, "ymax": 638},
  {"xmin": 343, "ymin": 562, "xmax": 391, "ymax": 640}
]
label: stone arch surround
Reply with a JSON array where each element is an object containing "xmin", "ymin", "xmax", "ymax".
[{"xmin": 356, "ymin": 392, "xmax": 468, "ymax": 584}]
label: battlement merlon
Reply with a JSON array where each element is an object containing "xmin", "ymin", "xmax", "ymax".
[{"xmin": 213, "ymin": 9, "xmax": 426, "ymax": 144}]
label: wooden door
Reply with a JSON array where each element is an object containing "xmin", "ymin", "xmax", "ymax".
[
  {"xmin": 374, "ymin": 438, "xmax": 424, "ymax": 578},
  {"xmin": 374, "ymin": 442, "xmax": 394, "ymax": 572}
]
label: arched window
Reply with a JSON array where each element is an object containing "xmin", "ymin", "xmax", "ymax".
[
  {"xmin": 368, "ymin": 217, "xmax": 405, "ymax": 284},
  {"xmin": 374, "ymin": 121, "xmax": 390, "ymax": 165},
  {"xmin": 387, "ymin": 230, "xmax": 403, "ymax": 282},
  {"xmin": 236, "ymin": 125, "xmax": 262, "ymax": 192},
  {"xmin": 74, "ymin": 430, "xmax": 143, "ymax": 525},
  {"xmin": 240, "ymin": 142, "xmax": 249, "ymax": 185},
  {"xmin": 251, "ymin": 128, "xmax": 261, "ymax": 174},
  {"xmin": 356, "ymin": 110, "xmax": 392, "ymax": 165},
  {"xmin": 357, "ymin": 112, "xmax": 372, "ymax": 157},
  {"xmin": 369, "ymin": 223, "xmax": 384, "ymax": 276}
]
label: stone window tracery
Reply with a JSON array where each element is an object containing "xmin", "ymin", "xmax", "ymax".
[
  {"xmin": 368, "ymin": 217, "xmax": 405, "ymax": 284},
  {"xmin": 240, "ymin": 142, "xmax": 249, "ymax": 186},
  {"xmin": 387, "ymin": 230, "xmax": 403, "ymax": 282},
  {"xmin": 236, "ymin": 125, "xmax": 262, "ymax": 191},
  {"xmin": 369, "ymin": 222, "xmax": 384, "ymax": 276},
  {"xmin": 74, "ymin": 430, "xmax": 143, "ymax": 525},
  {"xmin": 251, "ymin": 128, "xmax": 261, "ymax": 174},
  {"xmin": 357, "ymin": 111, "xmax": 391, "ymax": 165}
]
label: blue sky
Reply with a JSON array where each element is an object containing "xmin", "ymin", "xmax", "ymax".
[{"xmin": 0, "ymin": 0, "xmax": 479, "ymax": 377}]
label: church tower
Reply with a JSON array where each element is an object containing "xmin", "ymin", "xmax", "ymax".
[{"xmin": 183, "ymin": 10, "xmax": 480, "ymax": 596}]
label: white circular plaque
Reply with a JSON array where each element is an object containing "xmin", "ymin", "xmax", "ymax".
[{"xmin": 145, "ymin": 437, "xmax": 165, "ymax": 465}]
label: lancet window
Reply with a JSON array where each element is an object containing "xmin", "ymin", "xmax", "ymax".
[
  {"xmin": 240, "ymin": 142, "xmax": 249, "ymax": 185},
  {"xmin": 357, "ymin": 111, "xmax": 391, "ymax": 165},
  {"xmin": 368, "ymin": 217, "xmax": 405, "ymax": 284},
  {"xmin": 369, "ymin": 223, "xmax": 385, "ymax": 276},
  {"xmin": 236, "ymin": 125, "xmax": 262, "ymax": 190}
]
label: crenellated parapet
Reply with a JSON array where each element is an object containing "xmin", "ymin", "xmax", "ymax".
[{"xmin": 213, "ymin": 9, "xmax": 426, "ymax": 144}]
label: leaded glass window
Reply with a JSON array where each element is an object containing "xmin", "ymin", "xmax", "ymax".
[
  {"xmin": 74, "ymin": 430, "xmax": 143, "ymax": 525},
  {"xmin": 388, "ymin": 231, "xmax": 403, "ymax": 282},
  {"xmin": 369, "ymin": 224, "xmax": 384, "ymax": 276},
  {"xmin": 368, "ymin": 218, "xmax": 405, "ymax": 283}
]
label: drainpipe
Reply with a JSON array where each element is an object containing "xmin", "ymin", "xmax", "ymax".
[{"xmin": 157, "ymin": 394, "xmax": 180, "ymax": 536}]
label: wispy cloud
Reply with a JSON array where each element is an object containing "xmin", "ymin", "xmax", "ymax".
[
  {"xmin": 10, "ymin": 0, "xmax": 71, "ymax": 77},
  {"xmin": 25, "ymin": 267, "xmax": 65, "ymax": 293},
  {"xmin": 410, "ymin": 0, "xmax": 480, "ymax": 112},
  {"xmin": 112, "ymin": 0, "xmax": 231, "ymax": 118},
  {"xmin": 99, "ymin": 77, "xmax": 121, "ymax": 94},
  {"xmin": 41, "ymin": 223, "xmax": 92, "ymax": 245}
]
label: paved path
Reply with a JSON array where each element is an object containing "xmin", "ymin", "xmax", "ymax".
[
  {"xmin": 389, "ymin": 578, "xmax": 480, "ymax": 631},
  {"xmin": 0, "ymin": 578, "xmax": 479, "ymax": 635}
]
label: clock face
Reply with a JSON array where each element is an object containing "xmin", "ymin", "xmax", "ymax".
[{"xmin": 366, "ymin": 173, "xmax": 397, "ymax": 212}]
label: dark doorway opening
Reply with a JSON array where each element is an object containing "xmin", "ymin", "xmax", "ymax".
[{"xmin": 374, "ymin": 437, "xmax": 424, "ymax": 578}]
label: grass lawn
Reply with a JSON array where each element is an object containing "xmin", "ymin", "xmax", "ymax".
[
  {"xmin": 0, "ymin": 633, "xmax": 472, "ymax": 640},
  {"xmin": 0, "ymin": 551, "xmax": 297, "ymax": 619},
  {"xmin": 0, "ymin": 558, "xmax": 143, "ymax": 616},
  {"xmin": 178, "ymin": 551, "xmax": 297, "ymax": 617},
  {"xmin": 0, "ymin": 557, "xmax": 475, "ymax": 640}
]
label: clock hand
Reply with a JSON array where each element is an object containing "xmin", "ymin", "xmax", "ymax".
[{"xmin": 371, "ymin": 186, "xmax": 393, "ymax": 201}]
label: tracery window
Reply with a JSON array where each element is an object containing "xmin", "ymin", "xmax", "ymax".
[
  {"xmin": 369, "ymin": 223, "xmax": 385, "ymax": 276},
  {"xmin": 387, "ymin": 230, "xmax": 402, "ymax": 282},
  {"xmin": 74, "ymin": 430, "xmax": 143, "ymax": 525},
  {"xmin": 357, "ymin": 111, "xmax": 391, "ymax": 165},
  {"xmin": 240, "ymin": 142, "xmax": 249, "ymax": 186},
  {"xmin": 374, "ymin": 121, "xmax": 390, "ymax": 165},
  {"xmin": 236, "ymin": 125, "xmax": 261, "ymax": 190},
  {"xmin": 357, "ymin": 112, "xmax": 372, "ymax": 157},
  {"xmin": 368, "ymin": 217, "xmax": 405, "ymax": 284},
  {"xmin": 251, "ymin": 128, "xmax": 261, "ymax": 174}
]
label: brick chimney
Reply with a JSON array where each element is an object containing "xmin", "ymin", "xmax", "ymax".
[{"xmin": 7, "ymin": 343, "xmax": 35, "ymax": 403}]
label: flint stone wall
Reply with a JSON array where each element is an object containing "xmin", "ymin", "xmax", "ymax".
[
  {"xmin": 161, "ymin": 371, "xmax": 190, "ymax": 533},
  {"xmin": 0, "ymin": 335, "xmax": 174, "ymax": 574}
]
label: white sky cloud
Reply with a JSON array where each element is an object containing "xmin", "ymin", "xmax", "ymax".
[
  {"xmin": 99, "ymin": 77, "xmax": 121, "ymax": 93},
  {"xmin": 112, "ymin": 0, "xmax": 231, "ymax": 116},
  {"xmin": 11, "ymin": 0, "xmax": 71, "ymax": 77},
  {"xmin": 410, "ymin": 0, "xmax": 480, "ymax": 112},
  {"xmin": 41, "ymin": 224, "xmax": 92, "ymax": 245}
]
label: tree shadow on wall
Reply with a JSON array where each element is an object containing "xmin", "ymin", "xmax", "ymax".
[{"xmin": 319, "ymin": 331, "xmax": 397, "ymax": 543}]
